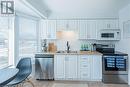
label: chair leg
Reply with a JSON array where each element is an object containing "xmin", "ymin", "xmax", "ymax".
[
  {"xmin": 19, "ymin": 83, "xmax": 23, "ymax": 87},
  {"xmin": 26, "ymin": 80, "xmax": 35, "ymax": 87},
  {"xmin": 22, "ymin": 78, "xmax": 35, "ymax": 87}
]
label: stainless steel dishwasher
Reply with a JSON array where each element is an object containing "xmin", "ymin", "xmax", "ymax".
[{"xmin": 35, "ymin": 54, "xmax": 54, "ymax": 80}]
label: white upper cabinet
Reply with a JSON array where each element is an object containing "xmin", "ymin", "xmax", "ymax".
[
  {"xmin": 56, "ymin": 20, "xmax": 78, "ymax": 31},
  {"xmin": 68, "ymin": 20, "xmax": 78, "ymax": 31},
  {"xmin": 47, "ymin": 20, "xmax": 57, "ymax": 39},
  {"xmin": 98, "ymin": 19, "xmax": 119, "ymax": 30},
  {"xmin": 39, "ymin": 20, "xmax": 46, "ymax": 39},
  {"xmin": 87, "ymin": 20, "xmax": 97, "ymax": 39},
  {"xmin": 78, "ymin": 20, "xmax": 97, "ymax": 39},
  {"xmin": 56, "ymin": 20, "xmax": 68, "ymax": 31},
  {"xmin": 40, "ymin": 20, "xmax": 56, "ymax": 39},
  {"xmin": 78, "ymin": 20, "xmax": 87, "ymax": 39},
  {"xmin": 39, "ymin": 19, "xmax": 119, "ymax": 40}
]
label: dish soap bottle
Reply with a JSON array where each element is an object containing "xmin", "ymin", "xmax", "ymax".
[
  {"xmin": 81, "ymin": 44, "xmax": 84, "ymax": 51},
  {"xmin": 85, "ymin": 44, "xmax": 88, "ymax": 51}
]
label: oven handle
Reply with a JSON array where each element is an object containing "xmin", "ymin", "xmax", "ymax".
[
  {"xmin": 103, "ymin": 56, "xmax": 128, "ymax": 59},
  {"xmin": 103, "ymin": 56, "xmax": 115, "ymax": 58}
]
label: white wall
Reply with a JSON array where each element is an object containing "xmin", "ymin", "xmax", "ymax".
[
  {"xmin": 115, "ymin": 4, "xmax": 130, "ymax": 85},
  {"xmin": 43, "ymin": 0, "xmax": 130, "ymax": 19}
]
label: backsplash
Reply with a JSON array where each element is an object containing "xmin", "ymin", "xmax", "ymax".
[{"xmin": 40, "ymin": 39, "xmax": 117, "ymax": 52}]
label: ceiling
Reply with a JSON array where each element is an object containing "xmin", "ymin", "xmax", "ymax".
[
  {"xmin": 14, "ymin": 0, "xmax": 40, "ymax": 17},
  {"xmin": 41, "ymin": 0, "xmax": 130, "ymax": 19},
  {"xmin": 14, "ymin": 0, "xmax": 49, "ymax": 18},
  {"xmin": 14, "ymin": 0, "xmax": 130, "ymax": 19}
]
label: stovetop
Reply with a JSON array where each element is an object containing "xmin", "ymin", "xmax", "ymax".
[{"xmin": 102, "ymin": 51, "xmax": 128, "ymax": 56}]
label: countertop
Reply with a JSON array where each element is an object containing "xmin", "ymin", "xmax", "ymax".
[{"xmin": 36, "ymin": 51, "xmax": 102, "ymax": 55}]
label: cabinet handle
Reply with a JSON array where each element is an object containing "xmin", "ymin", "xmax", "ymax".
[
  {"xmin": 82, "ymin": 65, "xmax": 88, "ymax": 67},
  {"xmin": 107, "ymin": 24, "xmax": 111, "ymax": 28},
  {"xmin": 83, "ymin": 74, "xmax": 88, "ymax": 76},
  {"xmin": 65, "ymin": 57, "xmax": 69, "ymax": 61}
]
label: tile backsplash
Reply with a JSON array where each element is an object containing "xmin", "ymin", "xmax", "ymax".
[{"xmin": 40, "ymin": 39, "xmax": 117, "ymax": 52}]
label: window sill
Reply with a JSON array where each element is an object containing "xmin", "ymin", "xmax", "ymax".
[{"xmin": 0, "ymin": 65, "xmax": 15, "ymax": 69}]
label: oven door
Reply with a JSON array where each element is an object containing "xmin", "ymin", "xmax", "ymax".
[{"xmin": 103, "ymin": 56, "xmax": 128, "ymax": 74}]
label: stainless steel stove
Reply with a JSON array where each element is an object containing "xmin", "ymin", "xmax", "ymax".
[{"xmin": 96, "ymin": 44, "xmax": 128, "ymax": 84}]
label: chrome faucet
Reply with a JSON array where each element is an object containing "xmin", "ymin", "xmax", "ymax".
[{"xmin": 67, "ymin": 41, "xmax": 70, "ymax": 53}]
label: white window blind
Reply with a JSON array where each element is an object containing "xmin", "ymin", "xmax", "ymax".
[
  {"xmin": 0, "ymin": 17, "xmax": 13, "ymax": 68},
  {"xmin": 18, "ymin": 17, "xmax": 37, "ymax": 58}
]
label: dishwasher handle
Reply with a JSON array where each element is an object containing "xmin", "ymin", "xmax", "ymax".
[{"xmin": 35, "ymin": 54, "xmax": 54, "ymax": 58}]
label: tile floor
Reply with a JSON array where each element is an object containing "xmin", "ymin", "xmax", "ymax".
[{"xmin": 24, "ymin": 78, "xmax": 130, "ymax": 87}]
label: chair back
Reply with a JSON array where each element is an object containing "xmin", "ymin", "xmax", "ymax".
[{"xmin": 16, "ymin": 58, "xmax": 32, "ymax": 77}]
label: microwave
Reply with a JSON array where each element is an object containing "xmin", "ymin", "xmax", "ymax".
[{"xmin": 98, "ymin": 29, "xmax": 121, "ymax": 40}]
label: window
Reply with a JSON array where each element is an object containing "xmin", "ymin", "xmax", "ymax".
[
  {"xmin": 0, "ymin": 29, "xmax": 9, "ymax": 68},
  {"xmin": 18, "ymin": 17, "xmax": 37, "ymax": 58},
  {"xmin": 0, "ymin": 17, "xmax": 14, "ymax": 68}
]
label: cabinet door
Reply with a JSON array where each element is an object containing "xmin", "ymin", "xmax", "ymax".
[
  {"xmin": 79, "ymin": 20, "xmax": 98, "ymax": 40},
  {"xmin": 78, "ymin": 20, "xmax": 87, "ymax": 39},
  {"xmin": 47, "ymin": 20, "xmax": 56, "ymax": 39},
  {"xmin": 98, "ymin": 19, "xmax": 119, "ymax": 30},
  {"xmin": 68, "ymin": 20, "xmax": 78, "ymax": 31},
  {"xmin": 54, "ymin": 55, "xmax": 65, "ymax": 79},
  {"xmin": 91, "ymin": 55, "xmax": 102, "ymax": 81},
  {"xmin": 105, "ymin": 20, "xmax": 119, "ymax": 29},
  {"xmin": 57, "ymin": 20, "xmax": 78, "ymax": 31},
  {"xmin": 56, "ymin": 20, "xmax": 68, "ymax": 31},
  {"xmin": 65, "ymin": 55, "xmax": 78, "ymax": 80},
  {"xmin": 40, "ymin": 20, "xmax": 47, "ymax": 39},
  {"xmin": 78, "ymin": 55, "xmax": 91, "ymax": 80},
  {"xmin": 40, "ymin": 20, "xmax": 56, "ymax": 39},
  {"xmin": 87, "ymin": 20, "xmax": 97, "ymax": 39}
]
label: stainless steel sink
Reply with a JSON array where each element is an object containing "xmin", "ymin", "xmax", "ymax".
[{"xmin": 56, "ymin": 51, "xmax": 78, "ymax": 53}]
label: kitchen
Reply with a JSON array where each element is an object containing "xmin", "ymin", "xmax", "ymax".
[{"xmin": 0, "ymin": 0, "xmax": 130, "ymax": 87}]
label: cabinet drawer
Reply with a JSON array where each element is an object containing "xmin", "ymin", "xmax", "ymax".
[
  {"xmin": 80, "ymin": 57, "xmax": 89, "ymax": 62},
  {"xmin": 80, "ymin": 64, "xmax": 89, "ymax": 68},
  {"xmin": 80, "ymin": 67, "xmax": 89, "ymax": 71},
  {"xmin": 80, "ymin": 72, "xmax": 90, "ymax": 78}
]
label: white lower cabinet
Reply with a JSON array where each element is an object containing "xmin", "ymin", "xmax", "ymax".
[
  {"xmin": 78, "ymin": 55, "xmax": 91, "ymax": 80},
  {"xmin": 65, "ymin": 55, "xmax": 78, "ymax": 80},
  {"xmin": 91, "ymin": 55, "xmax": 102, "ymax": 81},
  {"xmin": 54, "ymin": 55, "xmax": 65, "ymax": 80},
  {"xmin": 54, "ymin": 55, "xmax": 78, "ymax": 80},
  {"xmin": 54, "ymin": 54, "xmax": 102, "ymax": 81}
]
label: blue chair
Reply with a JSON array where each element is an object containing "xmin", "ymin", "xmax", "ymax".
[{"xmin": 7, "ymin": 58, "xmax": 34, "ymax": 87}]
